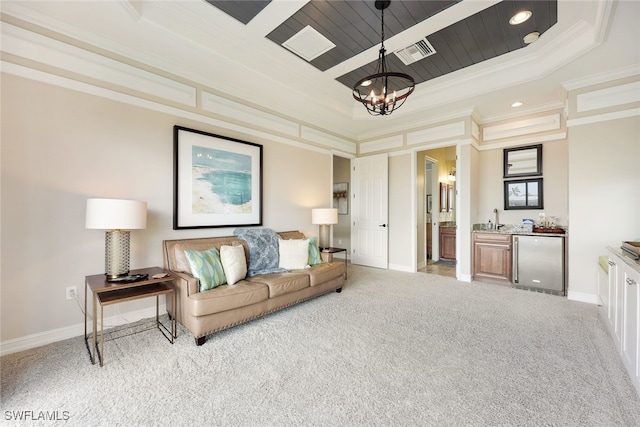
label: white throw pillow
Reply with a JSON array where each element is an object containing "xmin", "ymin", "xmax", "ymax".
[
  {"xmin": 279, "ymin": 239, "xmax": 310, "ymax": 270},
  {"xmin": 220, "ymin": 245, "xmax": 247, "ymax": 285}
]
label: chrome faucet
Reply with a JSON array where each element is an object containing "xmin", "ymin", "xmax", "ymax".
[{"xmin": 493, "ymin": 208, "xmax": 500, "ymax": 228}]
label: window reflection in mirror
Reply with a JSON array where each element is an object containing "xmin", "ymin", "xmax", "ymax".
[{"xmin": 503, "ymin": 144, "xmax": 542, "ymax": 178}]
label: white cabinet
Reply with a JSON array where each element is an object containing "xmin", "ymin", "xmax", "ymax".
[
  {"xmin": 605, "ymin": 248, "xmax": 640, "ymax": 396},
  {"xmin": 621, "ymin": 263, "xmax": 639, "ymax": 385}
]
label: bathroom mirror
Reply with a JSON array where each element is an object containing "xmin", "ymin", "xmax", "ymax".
[
  {"xmin": 503, "ymin": 144, "xmax": 542, "ymax": 178},
  {"xmin": 440, "ymin": 183, "xmax": 447, "ymax": 212}
]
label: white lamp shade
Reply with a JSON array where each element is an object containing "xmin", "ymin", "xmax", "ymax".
[
  {"xmin": 86, "ymin": 198, "xmax": 147, "ymax": 230},
  {"xmin": 311, "ymin": 208, "xmax": 338, "ymax": 225}
]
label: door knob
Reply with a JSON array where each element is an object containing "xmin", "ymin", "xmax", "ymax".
[{"xmin": 379, "ymin": 224, "xmax": 387, "ymax": 227}]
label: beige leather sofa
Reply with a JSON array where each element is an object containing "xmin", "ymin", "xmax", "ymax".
[{"xmin": 162, "ymin": 231, "xmax": 346, "ymax": 345}]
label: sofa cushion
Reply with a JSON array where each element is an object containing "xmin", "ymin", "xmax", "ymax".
[
  {"xmin": 187, "ymin": 281, "xmax": 269, "ymax": 317},
  {"xmin": 293, "ymin": 262, "xmax": 346, "ymax": 286},
  {"xmin": 246, "ymin": 272, "xmax": 310, "ymax": 298},
  {"xmin": 185, "ymin": 247, "xmax": 226, "ymax": 291},
  {"xmin": 279, "ymin": 239, "xmax": 310, "ymax": 270},
  {"xmin": 220, "ymin": 245, "xmax": 247, "ymax": 285},
  {"xmin": 308, "ymin": 236, "xmax": 323, "ymax": 266}
]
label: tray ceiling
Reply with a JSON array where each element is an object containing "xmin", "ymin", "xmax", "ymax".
[
  {"xmin": 0, "ymin": 0, "xmax": 634, "ymax": 137},
  {"xmin": 208, "ymin": 0, "xmax": 556, "ymax": 91}
]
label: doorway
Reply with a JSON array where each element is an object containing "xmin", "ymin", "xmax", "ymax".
[{"xmin": 417, "ymin": 147, "xmax": 457, "ymax": 278}]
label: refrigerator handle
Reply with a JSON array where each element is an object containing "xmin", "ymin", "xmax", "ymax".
[{"xmin": 513, "ymin": 236, "xmax": 519, "ymax": 283}]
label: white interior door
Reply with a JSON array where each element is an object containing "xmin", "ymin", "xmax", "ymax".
[{"xmin": 351, "ymin": 153, "xmax": 388, "ymax": 269}]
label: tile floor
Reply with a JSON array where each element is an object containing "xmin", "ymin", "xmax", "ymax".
[{"xmin": 419, "ymin": 260, "xmax": 457, "ymax": 278}]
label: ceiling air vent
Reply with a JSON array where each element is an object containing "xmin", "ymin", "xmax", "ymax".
[
  {"xmin": 394, "ymin": 38, "xmax": 436, "ymax": 65},
  {"xmin": 282, "ymin": 25, "xmax": 335, "ymax": 62}
]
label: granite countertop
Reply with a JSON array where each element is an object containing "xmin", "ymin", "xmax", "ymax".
[
  {"xmin": 439, "ymin": 222, "xmax": 457, "ymax": 228},
  {"xmin": 472, "ymin": 224, "xmax": 568, "ymax": 237}
]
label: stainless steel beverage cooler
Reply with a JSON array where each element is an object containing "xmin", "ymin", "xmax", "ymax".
[{"xmin": 512, "ymin": 235, "xmax": 565, "ymax": 295}]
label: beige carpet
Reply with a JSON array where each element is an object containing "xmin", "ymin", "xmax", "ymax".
[{"xmin": 2, "ymin": 265, "xmax": 639, "ymax": 426}]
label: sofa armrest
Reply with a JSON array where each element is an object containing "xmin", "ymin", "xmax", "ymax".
[{"xmin": 172, "ymin": 271, "xmax": 199, "ymax": 296}]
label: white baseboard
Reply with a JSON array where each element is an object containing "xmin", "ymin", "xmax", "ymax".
[
  {"xmin": 567, "ymin": 290, "xmax": 599, "ymax": 305},
  {"xmin": 457, "ymin": 273, "xmax": 472, "ymax": 282},
  {"xmin": 0, "ymin": 305, "xmax": 164, "ymax": 357},
  {"xmin": 388, "ymin": 263, "xmax": 414, "ymax": 272}
]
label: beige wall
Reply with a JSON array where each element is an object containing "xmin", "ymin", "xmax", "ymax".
[
  {"xmin": 1, "ymin": 74, "xmax": 332, "ymax": 342},
  {"xmin": 568, "ymin": 116, "xmax": 640, "ymax": 297},
  {"xmin": 475, "ymin": 140, "xmax": 569, "ymax": 226}
]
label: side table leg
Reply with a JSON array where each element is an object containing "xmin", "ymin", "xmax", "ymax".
[
  {"xmin": 172, "ymin": 287, "xmax": 176, "ymax": 343},
  {"xmin": 84, "ymin": 281, "xmax": 95, "ymax": 364},
  {"xmin": 93, "ymin": 292, "xmax": 98, "ymax": 366},
  {"xmin": 99, "ymin": 302, "xmax": 104, "ymax": 367}
]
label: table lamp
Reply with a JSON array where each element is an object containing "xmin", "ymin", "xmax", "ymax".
[
  {"xmin": 86, "ymin": 198, "xmax": 147, "ymax": 280},
  {"xmin": 311, "ymin": 208, "xmax": 338, "ymax": 250}
]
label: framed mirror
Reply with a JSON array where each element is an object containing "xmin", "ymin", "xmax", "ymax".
[
  {"xmin": 504, "ymin": 144, "xmax": 542, "ymax": 178},
  {"xmin": 504, "ymin": 178, "xmax": 544, "ymax": 210},
  {"xmin": 440, "ymin": 183, "xmax": 447, "ymax": 212}
]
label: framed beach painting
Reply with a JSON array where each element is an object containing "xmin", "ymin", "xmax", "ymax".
[{"xmin": 173, "ymin": 126, "xmax": 262, "ymax": 229}]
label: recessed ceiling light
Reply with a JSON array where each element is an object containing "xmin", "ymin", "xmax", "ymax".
[
  {"xmin": 509, "ymin": 10, "xmax": 532, "ymax": 25},
  {"xmin": 523, "ymin": 31, "xmax": 540, "ymax": 44},
  {"xmin": 511, "ymin": 101, "xmax": 523, "ymax": 108},
  {"xmin": 360, "ymin": 80, "xmax": 372, "ymax": 87}
]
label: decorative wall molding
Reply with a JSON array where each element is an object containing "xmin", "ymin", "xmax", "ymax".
[
  {"xmin": 202, "ymin": 91, "xmax": 299, "ymax": 137},
  {"xmin": 576, "ymin": 81, "xmax": 640, "ymax": 113},
  {"xmin": 300, "ymin": 126, "xmax": 357, "ymax": 154},
  {"xmin": 482, "ymin": 113, "xmax": 562, "ymax": 142},
  {"xmin": 406, "ymin": 121, "xmax": 466, "ymax": 146},
  {"xmin": 475, "ymin": 132, "xmax": 567, "ymax": 151},
  {"xmin": 1, "ymin": 61, "xmax": 333, "ymax": 157},
  {"xmin": 2, "ymin": 22, "xmax": 197, "ymax": 107},
  {"xmin": 567, "ymin": 108, "xmax": 640, "ymax": 128},
  {"xmin": 471, "ymin": 119, "xmax": 480, "ymax": 141},
  {"xmin": 359, "ymin": 135, "xmax": 404, "ymax": 155}
]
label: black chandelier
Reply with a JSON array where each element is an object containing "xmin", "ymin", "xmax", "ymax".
[{"xmin": 352, "ymin": 0, "xmax": 415, "ymax": 116}]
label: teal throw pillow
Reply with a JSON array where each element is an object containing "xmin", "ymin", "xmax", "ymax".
[
  {"xmin": 308, "ymin": 236, "xmax": 323, "ymax": 266},
  {"xmin": 185, "ymin": 247, "xmax": 226, "ymax": 292}
]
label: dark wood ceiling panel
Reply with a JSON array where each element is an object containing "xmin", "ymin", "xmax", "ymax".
[
  {"xmin": 452, "ymin": 21, "xmax": 486, "ymax": 64},
  {"xmin": 266, "ymin": 0, "xmax": 461, "ymax": 71},
  {"xmin": 428, "ymin": 32, "xmax": 464, "ymax": 72},
  {"xmin": 479, "ymin": 7, "xmax": 510, "ymax": 57},
  {"xmin": 204, "ymin": 0, "xmax": 557, "ymax": 90},
  {"xmin": 205, "ymin": 0, "xmax": 271, "ymax": 25},
  {"xmin": 337, "ymin": 0, "xmax": 557, "ymax": 89}
]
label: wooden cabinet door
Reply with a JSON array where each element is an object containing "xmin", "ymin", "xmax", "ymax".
[
  {"xmin": 439, "ymin": 228, "xmax": 456, "ymax": 261},
  {"xmin": 472, "ymin": 233, "xmax": 512, "ymax": 285}
]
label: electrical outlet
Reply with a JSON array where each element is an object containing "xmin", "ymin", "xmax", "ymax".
[
  {"xmin": 338, "ymin": 239, "xmax": 342, "ymax": 245},
  {"xmin": 66, "ymin": 286, "xmax": 77, "ymax": 300}
]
